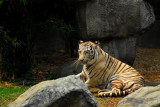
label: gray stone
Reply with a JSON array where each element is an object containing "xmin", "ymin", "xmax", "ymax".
[
  {"xmin": 101, "ymin": 37, "xmax": 136, "ymax": 65},
  {"xmin": 117, "ymin": 85, "xmax": 160, "ymax": 107},
  {"xmin": 7, "ymin": 75, "xmax": 98, "ymax": 107},
  {"xmin": 51, "ymin": 61, "xmax": 82, "ymax": 79},
  {"xmin": 76, "ymin": 0, "xmax": 155, "ymax": 39},
  {"xmin": 137, "ymin": 20, "xmax": 160, "ymax": 48}
]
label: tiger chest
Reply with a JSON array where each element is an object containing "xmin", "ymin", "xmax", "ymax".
[{"xmin": 85, "ymin": 73, "xmax": 108, "ymax": 89}]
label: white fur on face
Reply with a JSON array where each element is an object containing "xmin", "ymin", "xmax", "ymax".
[{"xmin": 78, "ymin": 43, "xmax": 98, "ymax": 65}]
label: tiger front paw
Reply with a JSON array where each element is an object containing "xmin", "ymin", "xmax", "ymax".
[
  {"xmin": 98, "ymin": 89, "xmax": 110, "ymax": 94},
  {"xmin": 97, "ymin": 92, "xmax": 112, "ymax": 97}
]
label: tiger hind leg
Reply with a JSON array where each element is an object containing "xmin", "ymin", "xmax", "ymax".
[
  {"xmin": 97, "ymin": 82, "xmax": 143, "ymax": 97},
  {"xmin": 97, "ymin": 79, "xmax": 124, "ymax": 97}
]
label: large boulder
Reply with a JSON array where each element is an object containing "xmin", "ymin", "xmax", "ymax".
[
  {"xmin": 8, "ymin": 75, "xmax": 98, "ymax": 107},
  {"xmin": 117, "ymin": 85, "xmax": 160, "ymax": 107},
  {"xmin": 76, "ymin": 0, "xmax": 155, "ymax": 39},
  {"xmin": 136, "ymin": 0, "xmax": 160, "ymax": 48}
]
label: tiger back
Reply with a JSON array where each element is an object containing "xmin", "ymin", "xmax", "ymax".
[{"xmin": 77, "ymin": 40, "xmax": 144, "ymax": 97}]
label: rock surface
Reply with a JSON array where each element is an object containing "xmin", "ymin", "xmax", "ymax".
[
  {"xmin": 117, "ymin": 85, "xmax": 160, "ymax": 107},
  {"xmin": 76, "ymin": 0, "xmax": 155, "ymax": 39},
  {"xmin": 137, "ymin": 20, "xmax": 160, "ymax": 48},
  {"xmin": 7, "ymin": 75, "xmax": 98, "ymax": 107},
  {"xmin": 101, "ymin": 37, "xmax": 136, "ymax": 65},
  {"xmin": 51, "ymin": 61, "xmax": 82, "ymax": 79}
]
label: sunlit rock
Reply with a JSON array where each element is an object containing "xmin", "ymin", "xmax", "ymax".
[
  {"xmin": 117, "ymin": 85, "xmax": 160, "ymax": 107},
  {"xmin": 7, "ymin": 75, "xmax": 98, "ymax": 107}
]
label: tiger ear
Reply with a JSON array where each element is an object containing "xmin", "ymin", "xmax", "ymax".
[
  {"xmin": 79, "ymin": 40, "xmax": 84, "ymax": 44},
  {"xmin": 94, "ymin": 41, "xmax": 100, "ymax": 45}
]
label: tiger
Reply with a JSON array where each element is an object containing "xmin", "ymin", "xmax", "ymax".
[{"xmin": 76, "ymin": 40, "xmax": 144, "ymax": 97}]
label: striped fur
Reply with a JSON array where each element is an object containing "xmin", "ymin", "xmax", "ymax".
[{"xmin": 77, "ymin": 41, "xmax": 144, "ymax": 97}]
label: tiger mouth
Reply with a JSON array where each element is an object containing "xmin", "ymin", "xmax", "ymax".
[{"xmin": 79, "ymin": 60, "xmax": 88, "ymax": 64}]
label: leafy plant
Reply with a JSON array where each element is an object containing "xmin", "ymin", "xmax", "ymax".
[
  {"xmin": 20, "ymin": 0, "xmax": 27, "ymax": 5},
  {"xmin": 46, "ymin": 18, "xmax": 76, "ymax": 56},
  {"xmin": 0, "ymin": 27, "xmax": 33, "ymax": 81},
  {"xmin": 0, "ymin": 0, "xmax": 78, "ymax": 81}
]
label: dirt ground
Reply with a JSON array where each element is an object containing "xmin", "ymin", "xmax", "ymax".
[
  {"xmin": 133, "ymin": 47, "xmax": 160, "ymax": 83},
  {"xmin": 32, "ymin": 50, "xmax": 74, "ymax": 81}
]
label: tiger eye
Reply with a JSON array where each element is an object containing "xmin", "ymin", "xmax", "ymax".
[{"xmin": 85, "ymin": 50, "xmax": 89, "ymax": 54}]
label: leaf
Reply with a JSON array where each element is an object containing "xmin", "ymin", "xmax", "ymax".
[
  {"xmin": 20, "ymin": 0, "xmax": 27, "ymax": 5},
  {"xmin": 11, "ymin": 39, "xmax": 21, "ymax": 47},
  {"xmin": 0, "ymin": 0, "xmax": 4, "ymax": 6}
]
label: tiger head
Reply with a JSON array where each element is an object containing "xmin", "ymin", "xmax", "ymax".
[{"xmin": 78, "ymin": 40, "xmax": 100, "ymax": 65}]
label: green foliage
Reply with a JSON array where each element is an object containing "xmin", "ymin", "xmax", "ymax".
[
  {"xmin": 43, "ymin": 71, "xmax": 53, "ymax": 79},
  {"xmin": 0, "ymin": 29, "xmax": 33, "ymax": 81},
  {"xmin": 46, "ymin": 18, "xmax": 75, "ymax": 38},
  {"xmin": 0, "ymin": 0, "xmax": 40, "ymax": 81},
  {"xmin": 0, "ymin": 28, "xmax": 20, "ymax": 48},
  {"xmin": 20, "ymin": 0, "xmax": 27, "ymax": 5},
  {"xmin": 0, "ymin": 0, "xmax": 4, "ymax": 6},
  {"xmin": 0, "ymin": 0, "xmax": 77, "ymax": 81},
  {"xmin": 43, "ymin": 18, "xmax": 76, "ymax": 56},
  {"xmin": 61, "ymin": 23, "xmax": 75, "ymax": 38}
]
